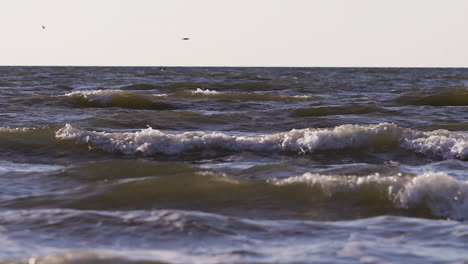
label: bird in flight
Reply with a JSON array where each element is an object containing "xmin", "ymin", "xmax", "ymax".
[
  {"xmin": 42, "ymin": 25, "xmax": 46, "ymax": 29},
  {"xmin": 181, "ymin": 37, "xmax": 190, "ymax": 40}
]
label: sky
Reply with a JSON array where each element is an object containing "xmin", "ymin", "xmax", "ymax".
[{"xmin": 1, "ymin": 0, "xmax": 467, "ymax": 67}]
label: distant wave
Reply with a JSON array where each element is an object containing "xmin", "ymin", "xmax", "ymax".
[
  {"xmin": 172, "ymin": 89, "xmax": 318, "ymax": 101},
  {"xmin": 395, "ymin": 89, "xmax": 468, "ymax": 106},
  {"xmin": 120, "ymin": 80, "xmax": 291, "ymax": 92},
  {"xmin": 59, "ymin": 89, "xmax": 315, "ymax": 110},
  {"xmin": 64, "ymin": 90, "xmax": 175, "ymax": 110},
  {"xmin": 55, "ymin": 123, "xmax": 468, "ymax": 160},
  {"xmin": 424, "ymin": 75, "xmax": 468, "ymax": 81},
  {"xmin": 290, "ymin": 104, "xmax": 383, "ymax": 117}
]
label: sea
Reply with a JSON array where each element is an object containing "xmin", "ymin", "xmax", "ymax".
[{"xmin": 0, "ymin": 66, "xmax": 467, "ymax": 264}]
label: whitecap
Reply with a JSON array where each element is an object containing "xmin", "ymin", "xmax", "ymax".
[
  {"xmin": 397, "ymin": 172, "xmax": 468, "ymax": 220},
  {"xmin": 191, "ymin": 88, "xmax": 219, "ymax": 95},
  {"xmin": 403, "ymin": 130, "xmax": 468, "ymax": 159}
]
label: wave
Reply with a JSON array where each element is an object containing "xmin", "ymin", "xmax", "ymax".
[
  {"xmin": 1, "ymin": 206, "xmax": 467, "ymax": 264},
  {"xmin": 395, "ymin": 89, "xmax": 468, "ymax": 106},
  {"xmin": 4, "ymin": 170, "xmax": 466, "ymax": 221},
  {"xmin": 2, "ymin": 123, "xmax": 465, "ymax": 162},
  {"xmin": 424, "ymin": 75, "xmax": 468, "ymax": 81},
  {"xmin": 64, "ymin": 90, "xmax": 176, "ymax": 110},
  {"xmin": 272, "ymin": 171, "xmax": 468, "ymax": 220},
  {"xmin": 0, "ymin": 126, "xmax": 107, "ymax": 163},
  {"xmin": 172, "ymin": 89, "xmax": 317, "ymax": 101},
  {"xmin": 55, "ymin": 123, "xmax": 468, "ymax": 160},
  {"xmin": 290, "ymin": 104, "xmax": 383, "ymax": 117},
  {"xmin": 59, "ymin": 89, "xmax": 314, "ymax": 111}
]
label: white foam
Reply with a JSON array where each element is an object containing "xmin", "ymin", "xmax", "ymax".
[
  {"xmin": 191, "ymin": 88, "xmax": 219, "ymax": 95},
  {"xmin": 270, "ymin": 172, "xmax": 402, "ymax": 197},
  {"xmin": 153, "ymin": 93, "xmax": 168, "ymax": 97},
  {"xmin": 397, "ymin": 172, "xmax": 468, "ymax": 220},
  {"xmin": 272, "ymin": 171, "xmax": 468, "ymax": 220},
  {"xmin": 292, "ymin": 95, "xmax": 314, "ymax": 99},
  {"xmin": 0, "ymin": 127, "xmax": 31, "ymax": 132},
  {"xmin": 403, "ymin": 130, "xmax": 468, "ymax": 159}
]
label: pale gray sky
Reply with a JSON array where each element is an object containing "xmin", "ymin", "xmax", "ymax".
[{"xmin": 1, "ymin": 0, "xmax": 467, "ymax": 67}]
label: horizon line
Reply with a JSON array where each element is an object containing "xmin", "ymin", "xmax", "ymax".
[{"xmin": 0, "ymin": 64, "xmax": 466, "ymax": 69}]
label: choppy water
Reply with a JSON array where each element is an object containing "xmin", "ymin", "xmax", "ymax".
[{"xmin": 0, "ymin": 67, "xmax": 467, "ymax": 263}]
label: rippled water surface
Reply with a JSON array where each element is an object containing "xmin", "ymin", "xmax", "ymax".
[{"xmin": 0, "ymin": 67, "xmax": 467, "ymax": 263}]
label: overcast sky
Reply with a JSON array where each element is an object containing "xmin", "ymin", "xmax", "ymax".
[{"xmin": 1, "ymin": 0, "xmax": 467, "ymax": 67}]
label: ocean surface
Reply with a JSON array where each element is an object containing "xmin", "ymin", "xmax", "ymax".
[{"xmin": 0, "ymin": 66, "xmax": 467, "ymax": 264}]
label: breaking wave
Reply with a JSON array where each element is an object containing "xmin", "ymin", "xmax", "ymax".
[
  {"xmin": 55, "ymin": 123, "xmax": 468, "ymax": 160},
  {"xmin": 272, "ymin": 171, "xmax": 468, "ymax": 220},
  {"xmin": 4, "ymin": 169, "xmax": 466, "ymax": 221}
]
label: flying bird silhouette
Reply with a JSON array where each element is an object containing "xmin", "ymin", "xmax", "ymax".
[
  {"xmin": 181, "ymin": 37, "xmax": 190, "ymax": 40},
  {"xmin": 42, "ymin": 25, "xmax": 46, "ymax": 29}
]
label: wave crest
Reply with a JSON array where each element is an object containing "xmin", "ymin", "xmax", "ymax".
[
  {"xmin": 55, "ymin": 123, "xmax": 406, "ymax": 156},
  {"xmin": 396, "ymin": 89, "xmax": 468, "ymax": 106},
  {"xmin": 54, "ymin": 123, "xmax": 467, "ymax": 159},
  {"xmin": 64, "ymin": 90, "xmax": 175, "ymax": 110}
]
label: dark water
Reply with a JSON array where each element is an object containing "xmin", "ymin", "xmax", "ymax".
[{"xmin": 0, "ymin": 67, "xmax": 467, "ymax": 263}]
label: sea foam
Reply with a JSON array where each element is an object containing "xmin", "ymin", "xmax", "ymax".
[
  {"xmin": 191, "ymin": 88, "xmax": 219, "ymax": 95},
  {"xmin": 403, "ymin": 130, "xmax": 468, "ymax": 159},
  {"xmin": 397, "ymin": 172, "xmax": 468, "ymax": 220}
]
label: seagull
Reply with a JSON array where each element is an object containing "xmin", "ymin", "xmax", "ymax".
[
  {"xmin": 181, "ymin": 37, "xmax": 190, "ymax": 40},
  {"xmin": 42, "ymin": 25, "xmax": 46, "ymax": 29}
]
